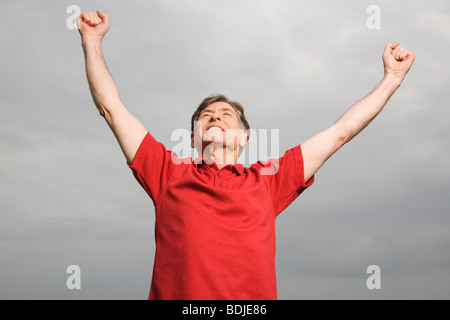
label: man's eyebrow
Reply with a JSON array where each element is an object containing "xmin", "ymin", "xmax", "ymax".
[{"xmin": 200, "ymin": 107, "xmax": 236, "ymax": 114}]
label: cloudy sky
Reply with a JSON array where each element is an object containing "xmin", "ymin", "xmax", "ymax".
[{"xmin": 1, "ymin": 0, "xmax": 449, "ymax": 299}]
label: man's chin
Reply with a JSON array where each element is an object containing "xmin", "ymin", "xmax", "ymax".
[
  {"xmin": 202, "ymin": 138, "xmax": 225, "ymax": 148},
  {"xmin": 202, "ymin": 132, "xmax": 225, "ymax": 144}
]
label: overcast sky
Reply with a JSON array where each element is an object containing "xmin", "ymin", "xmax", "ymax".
[{"xmin": 1, "ymin": 0, "xmax": 449, "ymax": 299}]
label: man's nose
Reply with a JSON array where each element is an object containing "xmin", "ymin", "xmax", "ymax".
[{"xmin": 211, "ymin": 112, "xmax": 221, "ymax": 121}]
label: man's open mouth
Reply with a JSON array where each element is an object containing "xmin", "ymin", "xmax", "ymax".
[{"xmin": 206, "ymin": 125, "xmax": 225, "ymax": 131}]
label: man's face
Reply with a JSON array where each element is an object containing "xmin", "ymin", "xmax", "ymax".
[{"xmin": 191, "ymin": 101, "xmax": 247, "ymax": 155}]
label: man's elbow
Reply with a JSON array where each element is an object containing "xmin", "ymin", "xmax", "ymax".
[
  {"xmin": 331, "ymin": 122, "xmax": 353, "ymax": 147},
  {"xmin": 94, "ymin": 99, "xmax": 121, "ymax": 122},
  {"xmin": 96, "ymin": 104, "xmax": 107, "ymax": 117},
  {"xmin": 93, "ymin": 101, "xmax": 116, "ymax": 129}
]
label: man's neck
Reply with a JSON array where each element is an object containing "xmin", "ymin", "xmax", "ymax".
[{"xmin": 202, "ymin": 146, "xmax": 238, "ymax": 169}]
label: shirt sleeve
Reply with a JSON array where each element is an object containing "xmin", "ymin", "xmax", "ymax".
[
  {"xmin": 127, "ymin": 132, "xmax": 178, "ymax": 204},
  {"xmin": 260, "ymin": 144, "xmax": 314, "ymax": 215}
]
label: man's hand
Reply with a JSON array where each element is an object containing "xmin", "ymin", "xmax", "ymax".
[
  {"xmin": 77, "ymin": 10, "xmax": 109, "ymax": 43},
  {"xmin": 382, "ymin": 42, "xmax": 416, "ymax": 82}
]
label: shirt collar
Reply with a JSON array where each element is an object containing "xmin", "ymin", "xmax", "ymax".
[{"xmin": 193, "ymin": 158, "xmax": 246, "ymax": 176}]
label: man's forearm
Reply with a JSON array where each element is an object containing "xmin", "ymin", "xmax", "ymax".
[
  {"xmin": 335, "ymin": 74, "xmax": 402, "ymax": 144},
  {"xmin": 82, "ymin": 38, "xmax": 121, "ymax": 117}
]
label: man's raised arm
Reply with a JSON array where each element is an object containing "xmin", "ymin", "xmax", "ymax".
[
  {"xmin": 301, "ymin": 42, "xmax": 416, "ymax": 182},
  {"xmin": 78, "ymin": 10, "xmax": 147, "ymax": 164}
]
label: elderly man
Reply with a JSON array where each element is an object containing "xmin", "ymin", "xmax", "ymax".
[{"xmin": 77, "ymin": 10, "xmax": 415, "ymax": 299}]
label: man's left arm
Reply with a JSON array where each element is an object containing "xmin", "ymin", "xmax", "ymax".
[{"xmin": 301, "ymin": 42, "xmax": 416, "ymax": 182}]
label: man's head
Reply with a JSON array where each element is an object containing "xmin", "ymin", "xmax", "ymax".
[{"xmin": 190, "ymin": 94, "xmax": 250, "ymax": 159}]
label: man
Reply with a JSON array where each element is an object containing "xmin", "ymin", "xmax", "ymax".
[{"xmin": 77, "ymin": 10, "xmax": 415, "ymax": 299}]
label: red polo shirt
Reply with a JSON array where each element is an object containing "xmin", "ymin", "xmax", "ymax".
[{"xmin": 128, "ymin": 132, "xmax": 314, "ymax": 300}]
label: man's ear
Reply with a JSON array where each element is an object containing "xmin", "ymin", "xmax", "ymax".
[
  {"xmin": 191, "ymin": 132, "xmax": 195, "ymax": 149},
  {"xmin": 239, "ymin": 130, "xmax": 248, "ymax": 148}
]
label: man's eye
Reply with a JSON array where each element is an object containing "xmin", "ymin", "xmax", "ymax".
[{"xmin": 223, "ymin": 112, "xmax": 232, "ymax": 117}]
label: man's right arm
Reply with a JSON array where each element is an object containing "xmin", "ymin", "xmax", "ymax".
[{"xmin": 78, "ymin": 10, "xmax": 147, "ymax": 164}]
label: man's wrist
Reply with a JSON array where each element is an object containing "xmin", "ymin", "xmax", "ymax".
[
  {"xmin": 81, "ymin": 36, "xmax": 103, "ymax": 51},
  {"xmin": 382, "ymin": 73, "xmax": 403, "ymax": 89}
]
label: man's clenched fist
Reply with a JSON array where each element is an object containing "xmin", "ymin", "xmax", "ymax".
[
  {"xmin": 382, "ymin": 42, "xmax": 416, "ymax": 81},
  {"xmin": 77, "ymin": 10, "xmax": 109, "ymax": 42}
]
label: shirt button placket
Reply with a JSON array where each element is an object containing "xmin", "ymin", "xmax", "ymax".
[{"xmin": 217, "ymin": 172, "xmax": 223, "ymax": 187}]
